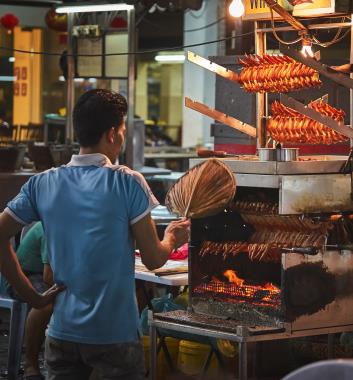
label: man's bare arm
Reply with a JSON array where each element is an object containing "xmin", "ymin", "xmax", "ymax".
[
  {"xmin": 0, "ymin": 212, "xmax": 64, "ymax": 308},
  {"xmin": 330, "ymin": 63, "xmax": 353, "ymax": 74},
  {"xmin": 131, "ymin": 214, "xmax": 190, "ymax": 271},
  {"xmin": 43, "ymin": 264, "xmax": 54, "ymax": 286}
]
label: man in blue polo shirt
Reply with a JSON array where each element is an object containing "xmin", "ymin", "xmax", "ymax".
[{"xmin": 0, "ymin": 89, "xmax": 190, "ymax": 379}]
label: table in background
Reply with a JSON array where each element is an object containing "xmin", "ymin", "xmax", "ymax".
[
  {"xmin": 144, "ymin": 147, "xmax": 197, "ymax": 172},
  {"xmin": 135, "ymin": 256, "xmax": 188, "ymax": 309},
  {"xmin": 135, "ymin": 257, "xmax": 188, "ymax": 300}
]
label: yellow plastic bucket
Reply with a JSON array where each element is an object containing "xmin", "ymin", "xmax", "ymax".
[
  {"xmin": 143, "ymin": 335, "xmax": 180, "ymax": 379},
  {"xmin": 177, "ymin": 339, "xmax": 218, "ymax": 377}
]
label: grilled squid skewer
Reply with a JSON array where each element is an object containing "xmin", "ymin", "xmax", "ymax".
[
  {"xmin": 238, "ymin": 54, "xmax": 321, "ymax": 93},
  {"xmin": 267, "ymin": 100, "xmax": 347, "ymax": 145}
]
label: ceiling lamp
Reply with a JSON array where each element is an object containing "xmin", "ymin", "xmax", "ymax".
[
  {"xmin": 1, "ymin": 0, "xmax": 61, "ymax": 5},
  {"xmin": 155, "ymin": 54, "xmax": 185, "ymax": 63},
  {"xmin": 56, "ymin": 2, "xmax": 134, "ymax": 13}
]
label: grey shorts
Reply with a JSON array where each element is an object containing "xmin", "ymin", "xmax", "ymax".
[{"xmin": 45, "ymin": 336, "xmax": 145, "ymax": 380}]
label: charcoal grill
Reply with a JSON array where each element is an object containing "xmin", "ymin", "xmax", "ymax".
[
  {"xmin": 188, "ymin": 156, "xmax": 353, "ymax": 332},
  {"xmin": 149, "ymin": 157, "xmax": 353, "ymax": 380}
]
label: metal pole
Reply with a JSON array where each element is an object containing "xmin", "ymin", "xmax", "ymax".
[
  {"xmin": 239, "ymin": 341, "xmax": 248, "ymax": 380},
  {"xmin": 349, "ymin": 14, "xmax": 353, "ymax": 148},
  {"xmin": 126, "ymin": 7, "xmax": 136, "ymax": 168},
  {"xmin": 148, "ymin": 311, "xmax": 157, "ymax": 380},
  {"xmin": 255, "ymin": 21, "xmax": 266, "ymax": 149},
  {"xmin": 66, "ymin": 13, "xmax": 75, "ymax": 144}
]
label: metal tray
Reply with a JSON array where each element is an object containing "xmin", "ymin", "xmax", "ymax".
[{"xmin": 189, "ymin": 156, "xmax": 349, "ymax": 175}]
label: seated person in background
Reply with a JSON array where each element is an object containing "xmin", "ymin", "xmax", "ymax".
[{"xmin": 7, "ymin": 222, "xmax": 53, "ymax": 380}]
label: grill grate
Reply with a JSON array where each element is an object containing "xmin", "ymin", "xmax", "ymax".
[{"xmin": 193, "ymin": 281, "xmax": 281, "ymax": 307}]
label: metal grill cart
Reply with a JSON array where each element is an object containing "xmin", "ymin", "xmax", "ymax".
[{"xmin": 149, "ymin": 310, "xmax": 353, "ymax": 380}]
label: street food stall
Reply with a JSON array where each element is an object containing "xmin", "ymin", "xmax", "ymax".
[{"xmin": 149, "ymin": 1, "xmax": 353, "ymax": 379}]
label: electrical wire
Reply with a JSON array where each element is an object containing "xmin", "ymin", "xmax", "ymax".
[
  {"xmin": 311, "ymin": 17, "xmax": 350, "ymax": 47},
  {"xmin": 0, "ymin": 30, "xmax": 255, "ymax": 57},
  {"xmin": 137, "ymin": 13, "xmax": 224, "ymax": 33},
  {"xmin": 184, "ymin": 16, "xmax": 225, "ymax": 32},
  {"xmin": 269, "ymin": 10, "xmax": 351, "ymax": 48},
  {"xmin": 269, "ymin": 8, "xmax": 302, "ymax": 45},
  {"xmin": 313, "ymin": 28, "xmax": 351, "ymax": 47}
]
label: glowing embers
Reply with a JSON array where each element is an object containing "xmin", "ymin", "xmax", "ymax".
[{"xmin": 193, "ymin": 269, "xmax": 281, "ymax": 307}]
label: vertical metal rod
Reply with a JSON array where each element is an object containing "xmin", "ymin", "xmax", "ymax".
[
  {"xmin": 255, "ymin": 21, "xmax": 266, "ymax": 149},
  {"xmin": 327, "ymin": 333, "xmax": 334, "ymax": 359},
  {"xmin": 349, "ymin": 15, "xmax": 353, "ymax": 201},
  {"xmin": 126, "ymin": 7, "xmax": 136, "ymax": 168},
  {"xmin": 349, "ymin": 14, "xmax": 353, "ymax": 148},
  {"xmin": 66, "ymin": 13, "xmax": 75, "ymax": 144},
  {"xmin": 149, "ymin": 313, "xmax": 157, "ymax": 380},
  {"xmin": 239, "ymin": 341, "xmax": 248, "ymax": 380},
  {"xmin": 7, "ymin": 302, "xmax": 28, "ymax": 380},
  {"xmin": 199, "ymin": 349, "xmax": 213, "ymax": 378},
  {"xmin": 187, "ymin": 241, "xmax": 192, "ymax": 312},
  {"xmin": 160, "ymin": 336, "xmax": 175, "ymax": 372}
]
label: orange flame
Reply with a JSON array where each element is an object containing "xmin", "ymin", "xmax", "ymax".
[{"xmin": 223, "ymin": 270, "xmax": 245, "ymax": 286}]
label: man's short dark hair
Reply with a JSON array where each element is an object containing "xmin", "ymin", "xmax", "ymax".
[{"xmin": 73, "ymin": 89, "xmax": 128, "ymax": 147}]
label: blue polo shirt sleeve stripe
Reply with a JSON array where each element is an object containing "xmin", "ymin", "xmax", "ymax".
[
  {"xmin": 127, "ymin": 171, "xmax": 159, "ymax": 225},
  {"xmin": 5, "ymin": 178, "xmax": 39, "ymax": 225}
]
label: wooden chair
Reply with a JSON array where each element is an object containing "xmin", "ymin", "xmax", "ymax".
[{"xmin": 19, "ymin": 124, "xmax": 44, "ymax": 142}]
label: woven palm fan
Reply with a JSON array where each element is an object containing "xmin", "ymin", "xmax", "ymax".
[{"xmin": 165, "ymin": 158, "xmax": 236, "ymax": 219}]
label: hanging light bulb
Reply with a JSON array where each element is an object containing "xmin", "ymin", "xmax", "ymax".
[
  {"xmin": 229, "ymin": 0, "xmax": 245, "ymax": 17},
  {"xmin": 301, "ymin": 36, "xmax": 314, "ymax": 58}
]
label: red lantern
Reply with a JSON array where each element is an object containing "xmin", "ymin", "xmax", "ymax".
[
  {"xmin": 45, "ymin": 9, "xmax": 67, "ymax": 32},
  {"xmin": 0, "ymin": 13, "xmax": 19, "ymax": 31},
  {"xmin": 110, "ymin": 17, "xmax": 127, "ymax": 29}
]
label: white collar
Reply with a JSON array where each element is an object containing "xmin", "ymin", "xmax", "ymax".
[{"xmin": 67, "ymin": 153, "xmax": 112, "ymax": 167}]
